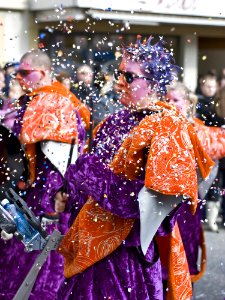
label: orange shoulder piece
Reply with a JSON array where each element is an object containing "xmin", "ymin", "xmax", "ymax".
[
  {"xmin": 145, "ymin": 114, "xmax": 198, "ymax": 212},
  {"xmin": 20, "ymin": 92, "xmax": 79, "ymax": 144},
  {"xmin": 52, "ymin": 81, "xmax": 90, "ymax": 130},
  {"xmin": 92, "ymin": 118, "xmax": 107, "ymax": 139},
  {"xmin": 30, "ymin": 81, "xmax": 90, "ymax": 130},
  {"xmin": 112, "ymin": 109, "xmax": 214, "ymax": 214}
]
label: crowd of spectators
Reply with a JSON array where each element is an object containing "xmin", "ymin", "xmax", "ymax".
[
  {"xmin": 1, "ymin": 56, "xmax": 225, "ymax": 232},
  {"xmin": 195, "ymin": 70, "xmax": 225, "ymax": 231}
]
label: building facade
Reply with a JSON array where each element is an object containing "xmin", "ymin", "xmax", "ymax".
[{"xmin": 0, "ymin": 0, "xmax": 225, "ymax": 91}]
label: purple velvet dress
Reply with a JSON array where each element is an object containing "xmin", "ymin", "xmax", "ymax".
[
  {"xmin": 0, "ymin": 98, "xmax": 86, "ymax": 300},
  {"xmin": 57, "ymin": 109, "xmax": 182, "ymax": 300},
  {"xmin": 177, "ymin": 203, "xmax": 202, "ymax": 276},
  {"xmin": 0, "ymin": 99, "xmax": 17, "ymax": 129}
]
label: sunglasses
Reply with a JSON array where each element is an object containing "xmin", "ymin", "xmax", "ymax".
[
  {"xmin": 114, "ymin": 70, "xmax": 150, "ymax": 84},
  {"xmin": 11, "ymin": 69, "xmax": 43, "ymax": 78}
]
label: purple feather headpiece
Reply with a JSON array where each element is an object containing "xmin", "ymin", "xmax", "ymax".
[{"xmin": 124, "ymin": 35, "xmax": 181, "ymax": 94}]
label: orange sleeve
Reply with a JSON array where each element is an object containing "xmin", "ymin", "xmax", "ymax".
[{"xmin": 194, "ymin": 118, "xmax": 225, "ymax": 160}]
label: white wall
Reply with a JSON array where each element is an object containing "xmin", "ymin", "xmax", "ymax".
[
  {"xmin": 198, "ymin": 49, "xmax": 225, "ymax": 77},
  {"xmin": 0, "ymin": 10, "xmax": 38, "ymax": 65},
  {"xmin": 180, "ymin": 35, "xmax": 198, "ymax": 92}
]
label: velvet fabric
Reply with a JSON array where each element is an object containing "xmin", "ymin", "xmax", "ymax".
[
  {"xmin": 0, "ymin": 153, "xmax": 69, "ymax": 300},
  {"xmin": 57, "ymin": 108, "xmax": 183, "ymax": 300},
  {"xmin": 0, "ymin": 97, "xmax": 86, "ymax": 299},
  {"xmin": 177, "ymin": 117, "xmax": 225, "ymax": 277},
  {"xmin": 57, "ymin": 244, "xmax": 163, "ymax": 300},
  {"xmin": 177, "ymin": 203, "xmax": 202, "ymax": 276},
  {"xmin": 0, "ymin": 99, "xmax": 17, "ymax": 129}
]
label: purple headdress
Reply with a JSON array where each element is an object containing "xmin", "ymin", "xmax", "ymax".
[{"xmin": 124, "ymin": 35, "xmax": 181, "ymax": 94}]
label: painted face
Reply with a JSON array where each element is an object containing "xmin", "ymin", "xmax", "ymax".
[
  {"xmin": 167, "ymin": 90, "xmax": 188, "ymax": 115},
  {"xmin": 116, "ymin": 56, "xmax": 152, "ymax": 108},
  {"xmin": 16, "ymin": 58, "xmax": 44, "ymax": 92}
]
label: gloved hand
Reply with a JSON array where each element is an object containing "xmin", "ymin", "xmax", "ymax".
[{"xmin": 1, "ymin": 230, "xmax": 13, "ymax": 240}]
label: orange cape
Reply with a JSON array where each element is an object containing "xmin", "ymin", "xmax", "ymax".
[
  {"xmin": 59, "ymin": 102, "xmax": 214, "ymax": 299},
  {"xmin": 19, "ymin": 82, "xmax": 90, "ymax": 182},
  {"xmin": 27, "ymin": 81, "xmax": 90, "ymax": 130}
]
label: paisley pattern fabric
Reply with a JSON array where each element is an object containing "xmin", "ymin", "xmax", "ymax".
[
  {"xmin": 57, "ymin": 244, "xmax": 163, "ymax": 300},
  {"xmin": 58, "ymin": 197, "xmax": 134, "ymax": 278},
  {"xmin": 157, "ymin": 222, "xmax": 192, "ymax": 300},
  {"xmin": 20, "ymin": 93, "xmax": 79, "ymax": 144},
  {"xmin": 18, "ymin": 82, "xmax": 89, "ymax": 183},
  {"xmin": 111, "ymin": 102, "xmax": 214, "ymax": 214},
  {"xmin": 27, "ymin": 81, "xmax": 90, "ymax": 130},
  {"xmin": 193, "ymin": 117, "xmax": 225, "ymax": 160}
]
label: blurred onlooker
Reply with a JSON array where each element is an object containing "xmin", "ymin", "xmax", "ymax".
[
  {"xmin": 72, "ymin": 64, "xmax": 99, "ymax": 106},
  {"xmin": 217, "ymin": 68, "xmax": 225, "ymax": 90},
  {"xmin": 214, "ymin": 86, "xmax": 225, "ymax": 227},
  {"xmin": 0, "ymin": 80, "xmax": 23, "ymax": 129},
  {"xmin": 72, "ymin": 63, "xmax": 123, "ymax": 126},
  {"xmin": 3, "ymin": 62, "xmax": 19, "ymax": 97},
  {"xmin": 0, "ymin": 68, "xmax": 6, "ymax": 109},
  {"xmin": 91, "ymin": 67, "xmax": 123, "ymax": 125},
  {"xmin": 197, "ymin": 76, "xmax": 225, "ymax": 231},
  {"xmin": 8, "ymin": 80, "xmax": 23, "ymax": 103},
  {"xmin": 167, "ymin": 82, "xmax": 225, "ymax": 232},
  {"xmin": 217, "ymin": 75, "xmax": 225, "ymax": 90},
  {"xmin": 196, "ymin": 72, "xmax": 218, "ymax": 126},
  {"xmin": 55, "ymin": 70, "xmax": 72, "ymax": 91}
]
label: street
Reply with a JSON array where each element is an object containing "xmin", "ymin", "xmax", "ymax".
[{"xmin": 193, "ymin": 227, "xmax": 225, "ymax": 300}]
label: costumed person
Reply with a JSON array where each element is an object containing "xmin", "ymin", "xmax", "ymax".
[
  {"xmin": 72, "ymin": 64, "xmax": 99, "ymax": 105},
  {"xmin": 214, "ymin": 86, "xmax": 225, "ymax": 229},
  {"xmin": 0, "ymin": 80, "xmax": 24, "ymax": 129},
  {"xmin": 91, "ymin": 61, "xmax": 123, "ymax": 125},
  {"xmin": 55, "ymin": 36, "xmax": 214, "ymax": 300},
  {"xmin": 3, "ymin": 62, "xmax": 19, "ymax": 97},
  {"xmin": 166, "ymin": 81, "xmax": 225, "ymax": 283},
  {"xmin": 0, "ymin": 49, "xmax": 90, "ymax": 299}
]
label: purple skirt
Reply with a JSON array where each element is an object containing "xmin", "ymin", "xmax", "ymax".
[
  {"xmin": 0, "ymin": 213, "xmax": 70, "ymax": 300},
  {"xmin": 57, "ymin": 244, "xmax": 163, "ymax": 300}
]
